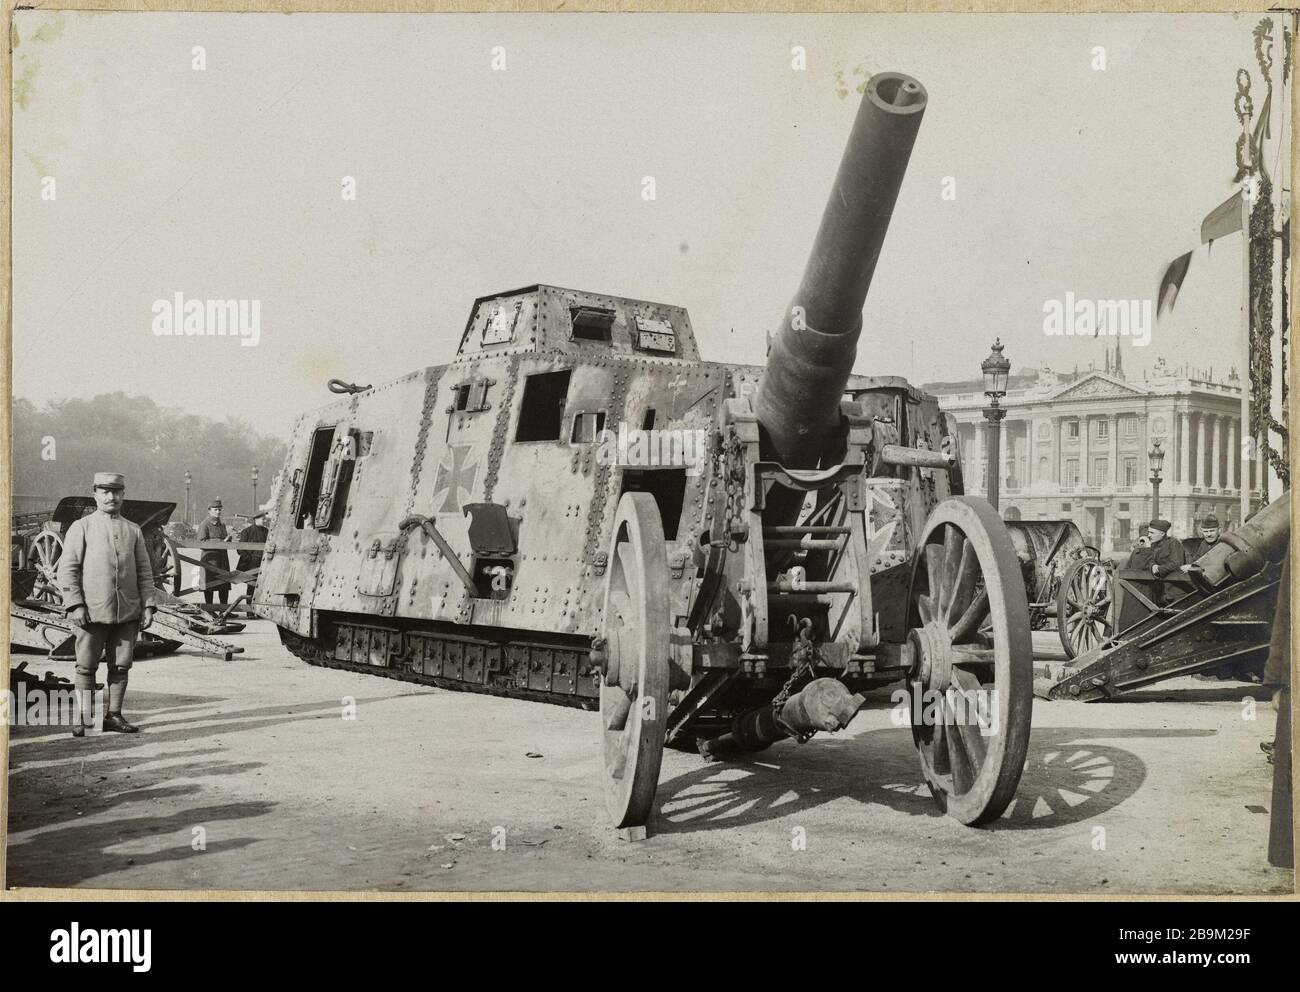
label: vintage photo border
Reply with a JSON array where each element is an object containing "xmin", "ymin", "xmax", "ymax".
[{"xmin": 0, "ymin": 0, "xmax": 1295, "ymax": 903}]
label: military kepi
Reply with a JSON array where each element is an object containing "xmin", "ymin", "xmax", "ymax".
[
  {"xmin": 93, "ymin": 472, "xmax": 125, "ymax": 490},
  {"xmin": 209, "ymin": 499, "xmax": 223, "ymax": 509},
  {"xmin": 1202, "ymin": 515, "xmax": 1219, "ymax": 528},
  {"xmin": 1148, "ymin": 518, "xmax": 1172, "ymax": 534}
]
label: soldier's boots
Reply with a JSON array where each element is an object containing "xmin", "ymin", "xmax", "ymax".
[
  {"xmin": 102, "ymin": 713, "xmax": 140, "ymax": 734},
  {"xmin": 71, "ymin": 713, "xmax": 139, "ymax": 736}
]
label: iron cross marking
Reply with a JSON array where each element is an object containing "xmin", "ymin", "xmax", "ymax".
[{"xmin": 432, "ymin": 444, "xmax": 480, "ymax": 514}]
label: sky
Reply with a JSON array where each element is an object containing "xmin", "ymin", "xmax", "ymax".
[{"xmin": 11, "ymin": 11, "xmax": 1283, "ymax": 438}]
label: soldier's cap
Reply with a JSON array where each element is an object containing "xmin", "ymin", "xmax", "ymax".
[
  {"xmin": 1202, "ymin": 515, "xmax": 1220, "ymax": 528},
  {"xmin": 209, "ymin": 499, "xmax": 223, "ymax": 509},
  {"xmin": 93, "ymin": 472, "xmax": 125, "ymax": 491},
  {"xmin": 1147, "ymin": 518, "xmax": 1172, "ymax": 533}
]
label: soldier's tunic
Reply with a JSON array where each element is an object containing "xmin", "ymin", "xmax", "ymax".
[
  {"xmin": 1188, "ymin": 538, "xmax": 1220, "ymax": 562},
  {"xmin": 57, "ymin": 510, "xmax": 156, "ymax": 676},
  {"xmin": 1127, "ymin": 536, "xmax": 1188, "ymax": 607},
  {"xmin": 196, "ymin": 518, "xmax": 230, "ymax": 602},
  {"xmin": 237, "ymin": 522, "xmax": 268, "ymax": 599}
]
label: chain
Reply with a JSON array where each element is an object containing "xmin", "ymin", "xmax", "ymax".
[
  {"xmin": 711, "ymin": 426, "xmax": 748, "ymax": 552},
  {"xmin": 771, "ymin": 617, "xmax": 821, "ymax": 743}
]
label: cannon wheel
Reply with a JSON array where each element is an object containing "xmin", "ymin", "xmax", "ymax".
[
  {"xmin": 1057, "ymin": 557, "xmax": 1113, "ymax": 659},
  {"xmin": 906, "ymin": 497, "xmax": 1033, "ymax": 826},
  {"xmin": 149, "ymin": 533, "xmax": 177, "ymax": 591},
  {"xmin": 29, "ymin": 530, "xmax": 64, "ymax": 604},
  {"xmin": 599, "ymin": 492, "xmax": 671, "ymax": 830}
]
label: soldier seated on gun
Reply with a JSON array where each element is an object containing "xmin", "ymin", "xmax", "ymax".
[
  {"xmin": 1127, "ymin": 518, "xmax": 1187, "ymax": 606},
  {"xmin": 57, "ymin": 472, "xmax": 157, "ymax": 736},
  {"xmin": 1182, "ymin": 514, "xmax": 1221, "ymax": 570}
]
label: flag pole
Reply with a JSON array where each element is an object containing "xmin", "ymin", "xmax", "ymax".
[{"xmin": 1241, "ymin": 101, "xmax": 1253, "ymax": 525}]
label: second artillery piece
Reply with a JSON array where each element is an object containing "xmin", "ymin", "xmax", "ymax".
[{"xmin": 254, "ymin": 72, "xmax": 1035, "ymax": 833}]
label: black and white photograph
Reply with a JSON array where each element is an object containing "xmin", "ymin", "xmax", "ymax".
[{"xmin": 2, "ymin": 6, "xmax": 1294, "ymax": 899}]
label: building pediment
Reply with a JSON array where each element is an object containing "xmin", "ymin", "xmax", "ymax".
[{"xmin": 1044, "ymin": 372, "xmax": 1149, "ymax": 402}]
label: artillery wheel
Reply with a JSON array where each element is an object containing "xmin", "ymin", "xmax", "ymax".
[
  {"xmin": 599, "ymin": 492, "xmax": 671, "ymax": 830},
  {"xmin": 149, "ymin": 535, "xmax": 177, "ymax": 592},
  {"xmin": 29, "ymin": 530, "xmax": 64, "ymax": 604},
  {"xmin": 1056, "ymin": 558, "xmax": 1112, "ymax": 660},
  {"xmin": 906, "ymin": 497, "xmax": 1033, "ymax": 825}
]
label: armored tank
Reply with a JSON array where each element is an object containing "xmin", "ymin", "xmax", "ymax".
[{"xmin": 255, "ymin": 72, "xmax": 1034, "ymax": 831}]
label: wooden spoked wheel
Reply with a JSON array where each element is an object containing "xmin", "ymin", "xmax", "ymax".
[
  {"xmin": 599, "ymin": 492, "xmax": 671, "ymax": 830},
  {"xmin": 29, "ymin": 530, "xmax": 64, "ymax": 604},
  {"xmin": 148, "ymin": 533, "xmax": 177, "ymax": 591},
  {"xmin": 1056, "ymin": 558, "xmax": 1113, "ymax": 659},
  {"xmin": 906, "ymin": 497, "xmax": 1033, "ymax": 826}
]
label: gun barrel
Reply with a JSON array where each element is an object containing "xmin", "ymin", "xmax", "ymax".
[{"xmin": 755, "ymin": 72, "xmax": 927, "ymax": 467}]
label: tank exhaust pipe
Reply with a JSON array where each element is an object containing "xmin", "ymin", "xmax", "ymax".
[{"xmin": 754, "ymin": 72, "xmax": 927, "ymax": 469}]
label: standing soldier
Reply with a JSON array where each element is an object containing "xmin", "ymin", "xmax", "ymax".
[
  {"xmin": 57, "ymin": 473, "xmax": 157, "ymax": 736},
  {"xmin": 236, "ymin": 511, "xmax": 269, "ymax": 614},
  {"xmin": 196, "ymin": 499, "xmax": 231, "ymax": 606}
]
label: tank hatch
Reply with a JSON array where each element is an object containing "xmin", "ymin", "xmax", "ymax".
[{"xmin": 455, "ymin": 284, "xmax": 700, "ymax": 362}]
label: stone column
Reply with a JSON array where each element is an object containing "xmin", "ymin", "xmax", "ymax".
[
  {"xmin": 1179, "ymin": 410, "xmax": 1191, "ymax": 485},
  {"xmin": 1027, "ymin": 420, "xmax": 1036, "ymax": 487},
  {"xmin": 1206, "ymin": 413, "xmax": 1216, "ymax": 491},
  {"xmin": 1109, "ymin": 413, "xmax": 1120, "ymax": 488},
  {"xmin": 1080, "ymin": 415, "xmax": 1091, "ymax": 486},
  {"xmin": 1227, "ymin": 416, "xmax": 1237, "ymax": 491},
  {"xmin": 1195, "ymin": 413, "xmax": 1207, "ymax": 488},
  {"xmin": 1052, "ymin": 417, "xmax": 1061, "ymax": 484}
]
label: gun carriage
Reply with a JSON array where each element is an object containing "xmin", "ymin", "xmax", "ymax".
[{"xmin": 255, "ymin": 73, "xmax": 1036, "ymax": 832}]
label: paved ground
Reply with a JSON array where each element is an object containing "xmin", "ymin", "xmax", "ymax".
[{"xmin": 4, "ymin": 621, "xmax": 1292, "ymax": 894}]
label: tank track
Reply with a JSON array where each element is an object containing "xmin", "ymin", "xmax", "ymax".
[{"xmin": 277, "ymin": 624, "xmax": 598, "ymax": 711}]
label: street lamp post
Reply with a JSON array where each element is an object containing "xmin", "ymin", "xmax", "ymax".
[
  {"xmin": 184, "ymin": 471, "xmax": 192, "ymax": 527},
  {"xmin": 251, "ymin": 466, "xmax": 260, "ymax": 515},
  {"xmin": 1149, "ymin": 438, "xmax": 1165, "ymax": 520},
  {"xmin": 981, "ymin": 339, "xmax": 1011, "ymax": 511}
]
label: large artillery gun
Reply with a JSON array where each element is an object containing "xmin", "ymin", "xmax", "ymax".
[
  {"xmin": 1036, "ymin": 494, "xmax": 1289, "ymax": 701},
  {"xmin": 256, "ymin": 72, "xmax": 1035, "ymax": 833}
]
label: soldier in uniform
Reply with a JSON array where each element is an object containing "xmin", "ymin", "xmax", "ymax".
[
  {"xmin": 57, "ymin": 472, "xmax": 157, "ymax": 736},
  {"xmin": 1128, "ymin": 518, "xmax": 1187, "ymax": 607},
  {"xmin": 195, "ymin": 499, "xmax": 232, "ymax": 606},
  {"xmin": 1184, "ymin": 515, "xmax": 1221, "ymax": 564},
  {"xmin": 236, "ymin": 512, "xmax": 269, "ymax": 611}
]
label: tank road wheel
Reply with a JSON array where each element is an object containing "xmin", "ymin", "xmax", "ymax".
[
  {"xmin": 906, "ymin": 497, "xmax": 1033, "ymax": 825},
  {"xmin": 29, "ymin": 530, "xmax": 64, "ymax": 604},
  {"xmin": 1056, "ymin": 558, "xmax": 1113, "ymax": 660},
  {"xmin": 599, "ymin": 492, "xmax": 671, "ymax": 832}
]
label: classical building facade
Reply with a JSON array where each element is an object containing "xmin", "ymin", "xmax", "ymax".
[{"xmin": 927, "ymin": 364, "xmax": 1263, "ymax": 553}]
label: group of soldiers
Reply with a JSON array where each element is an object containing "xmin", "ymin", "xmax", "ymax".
[
  {"xmin": 56, "ymin": 471, "xmax": 266, "ymax": 735},
  {"xmin": 194, "ymin": 498, "xmax": 267, "ymax": 605},
  {"xmin": 1127, "ymin": 514, "xmax": 1222, "ymax": 604}
]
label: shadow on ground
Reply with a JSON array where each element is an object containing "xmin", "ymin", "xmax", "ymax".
[{"xmin": 653, "ymin": 724, "xmax": 1213, "ymax": 835}]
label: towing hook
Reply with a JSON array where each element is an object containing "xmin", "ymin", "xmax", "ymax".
[{"xmin": 328, "ymin": 378, "xmax": 372, "ymax": 394}]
